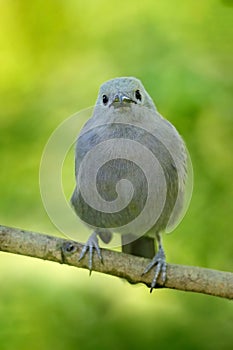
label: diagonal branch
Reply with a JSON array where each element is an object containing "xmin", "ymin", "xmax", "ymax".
[{"xmin": 0, "ymin": 224, "xmax": 232, "ymax": 299}]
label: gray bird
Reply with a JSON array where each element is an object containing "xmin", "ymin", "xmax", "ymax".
[{"xmin": 71, "ymin": 77, "xmax": 187, "ymax": 291}]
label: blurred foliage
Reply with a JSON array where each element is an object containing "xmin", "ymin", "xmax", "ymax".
[{"xmin": 0, "ymin": 0, "xmax": 232, "ymax": 349}]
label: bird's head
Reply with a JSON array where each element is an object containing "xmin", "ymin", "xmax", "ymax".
[{"xmin": 96, "ymin": 77, "xmax": 157, "ymax": 111}]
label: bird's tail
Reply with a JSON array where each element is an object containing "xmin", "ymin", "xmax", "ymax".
[{"xmin": 121, "ymin": 234, "xmax": 155, "ymax": 259}]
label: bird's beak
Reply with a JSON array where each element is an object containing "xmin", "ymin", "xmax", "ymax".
[{"xmin": 111, "ymin": 93, "xmax": 135, "ymax": 106}]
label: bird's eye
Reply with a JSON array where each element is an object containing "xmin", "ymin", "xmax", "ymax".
[
  {"xmin": 135, "ymin": 90, "xmax": 142, "ymax": 101},
  {"xmin": 102, "ymin": 95, "xmax": 109, "ymax": 105}
]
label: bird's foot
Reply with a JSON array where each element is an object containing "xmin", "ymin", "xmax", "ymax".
[
  {"xmin": 142, "ymin": 246, "xmax": 167, "ymax": 292},
  {"xmin": 79, "ymin": 232, "xmax": 103, "ymax": 274}
]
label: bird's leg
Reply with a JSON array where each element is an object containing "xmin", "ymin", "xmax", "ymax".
[
  {"xmin": 79, "ymin": 230, "xmax": 112, "ymax": 274},
  {"xmin": 142, "ymin": 233, "xmax": 167, "ymax": 292},
  {"xmin": 79, "ymin": 231, "xmax": 103, "ymax": 274}
]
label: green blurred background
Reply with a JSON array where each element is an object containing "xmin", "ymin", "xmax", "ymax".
[{"xmin": 0, "ymin": 0, "xmax": 233, "ymax": 349}]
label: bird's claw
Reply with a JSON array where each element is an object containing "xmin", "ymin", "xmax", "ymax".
[
  {"xmin": 142, "ymin": 247, "xmax": 167, "ymax": 292},
  {"xmin": 79, "ymin": 232, "xmax": 103, "ymax": 274}
]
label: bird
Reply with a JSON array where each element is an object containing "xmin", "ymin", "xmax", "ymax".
[{"xmin": 71, "ymin": 77, "xmax": 188, "ymax": 291}]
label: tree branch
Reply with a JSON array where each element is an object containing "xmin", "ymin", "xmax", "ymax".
[{"xmin": 0, "ymin": 224, "xmax": 232, "ymax": 299}]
